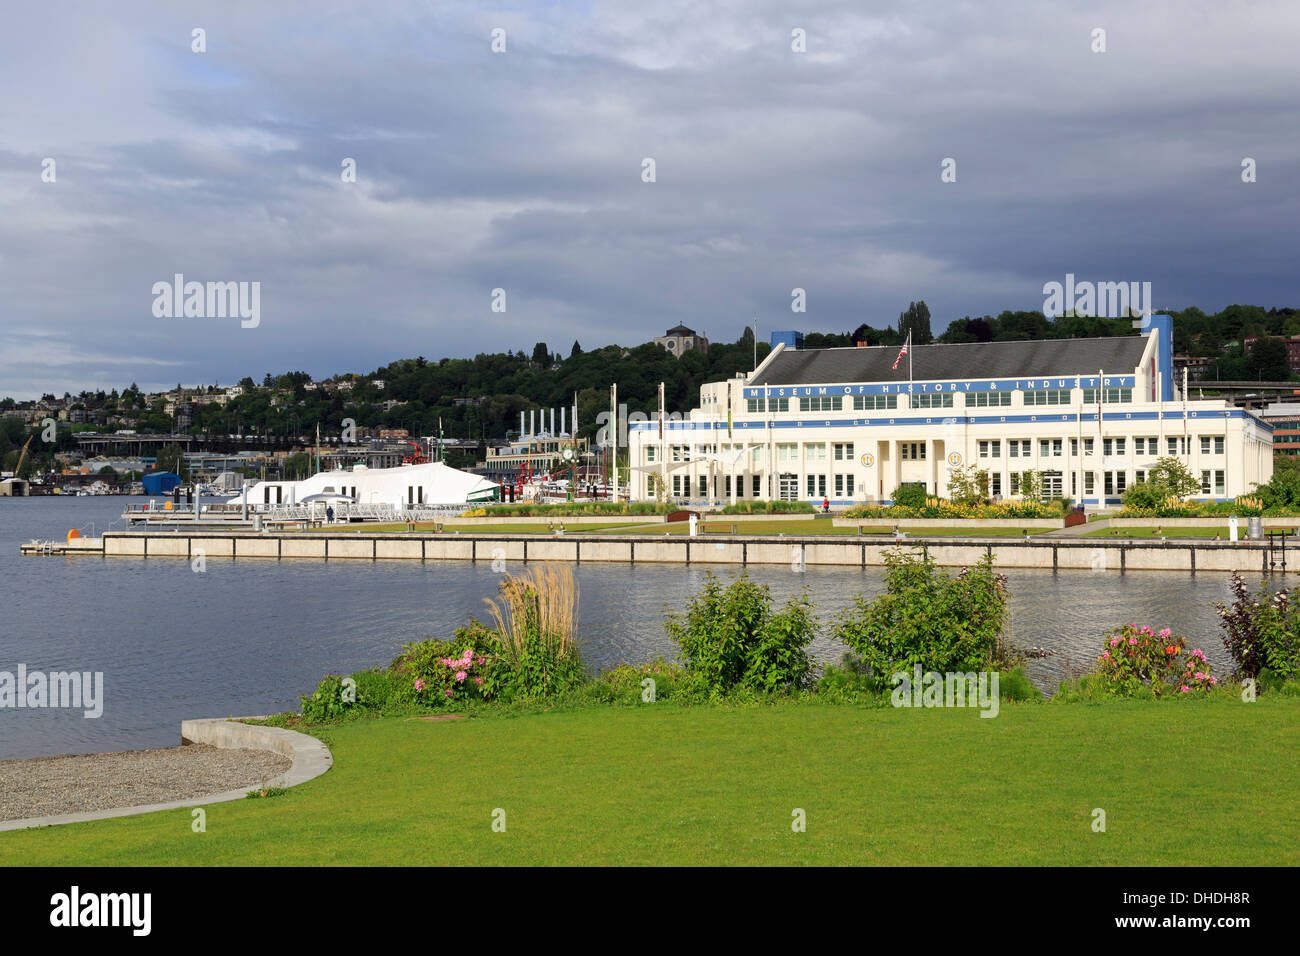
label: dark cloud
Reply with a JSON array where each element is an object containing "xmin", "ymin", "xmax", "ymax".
[{"xmin": 1, "ymin": 0, "xmax": 1297, "ymax": 398}]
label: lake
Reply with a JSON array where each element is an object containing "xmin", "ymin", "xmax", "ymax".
[{"xmin": 0, "ymin": 495, "xmax": 1269, "ymax": 759}]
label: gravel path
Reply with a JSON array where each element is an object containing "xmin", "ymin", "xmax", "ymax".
[{"xmin": 0, "ymin": 744, "xmax": 293, "ymax": 821}]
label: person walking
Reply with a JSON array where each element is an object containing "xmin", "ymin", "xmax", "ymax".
[{"xmin": 822, "ymin": 495, "xmax": 829, "ymax": 514}]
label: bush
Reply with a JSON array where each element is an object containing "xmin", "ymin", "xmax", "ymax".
[
  {"xmin": 816, "ymin": 652, "xmax": 884, "ymax": 703},
  {"xmin": 719, "ymin": 500, "xmax": 816, "ymax": 514},
  {"xmin": 666, "ymin": 573, "xmax": 816, "ymax": 697},
  {"xmin": 299, "ymin": 673, "xmax": 359, "ymax": 721},
  {"xmin": 1097, "ymin": 623, "xmax": 1217, "ymax": 696},
  {"xmin": 832, "ymin": 549, "xmax": 1010, "ymax": 683},
  {"xmin": 586, "ymin": 658, "xmax": 688, "ymax": 705},
  {"xmin": 1214, "ymin": 573, "xmax": 1300, "ymax": 681},
  {"xmin": 890, "ymin": 484, "xmax": 928, "ymax": 509}
]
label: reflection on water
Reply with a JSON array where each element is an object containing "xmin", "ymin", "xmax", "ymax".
[{"xmin": 0, "ymin": 497, "xmax": 1278, "ymax": 758}]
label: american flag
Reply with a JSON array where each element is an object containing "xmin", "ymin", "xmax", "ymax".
[{"xmin": 892, "ymin": 333, "xmax": 910, "ymax": 371}]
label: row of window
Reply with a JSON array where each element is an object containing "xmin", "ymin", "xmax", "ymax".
[
  {"xmin": 743, "ymin": 388, "xmax": 1135, "ymax": 414},
  {"xmin": 666, "ymin": 468, "xmax": 1229, "ymax": 499},
  {"xmin": 978, "ymin": 436, "xmax": 1224, "ymax": 459}
]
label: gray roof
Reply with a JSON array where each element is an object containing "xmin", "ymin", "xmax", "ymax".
[{"xmin": 751, "ymin": 336, "xmax": 1149, "ymax": 386}]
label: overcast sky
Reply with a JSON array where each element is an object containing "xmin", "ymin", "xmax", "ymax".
[{"xmin": 1, "ymin": 0, "xmax": 1297, "ymax": 399}]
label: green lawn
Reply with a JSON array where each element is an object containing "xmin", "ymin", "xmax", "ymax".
[
  {"xmin": 5, "ymin": 698, "xmax": 1297, "ymax": 865},
  {"xmin": 599, "ymin": 519, "xmax": 1049, "ymax": 537},
  {"xmin": 1086, "ymin": 526, "xmax": 1300, "ymax": 539},
  {"xmin": 292, "ymin": 521, "xmax": 655, "ymax": 534}
]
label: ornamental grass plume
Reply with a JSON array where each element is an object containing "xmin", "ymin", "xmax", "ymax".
[{"xmin": 484, "ymin": 564, "xmax": 581, "ymax": 670}]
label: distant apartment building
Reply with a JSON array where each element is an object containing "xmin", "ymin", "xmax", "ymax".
[
  {"xmin": 1243, "ymin": 335, "xmax": 1300, "ymax": 376},
  {"xmin": 654, "ymin": 324, "xmax": 708, "ymax": 358}
]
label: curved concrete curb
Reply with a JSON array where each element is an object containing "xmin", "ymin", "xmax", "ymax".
[{"xmin": 0, "ymin": 717, "xmax": 332, "ymax": 832}]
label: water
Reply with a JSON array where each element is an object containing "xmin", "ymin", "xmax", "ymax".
[{"xmin": 0, "ymin": 496, "xmax": 1265, "ymax": 759}]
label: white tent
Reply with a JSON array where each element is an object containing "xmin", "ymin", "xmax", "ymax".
[{"xmin": 243, "ymin": 462, "xmax": 499, "ymax": 510}]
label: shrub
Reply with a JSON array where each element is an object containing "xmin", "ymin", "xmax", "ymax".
[
  {"xmin": 300, "ymin": 673, "xmax": 360, "ymax": 722},
  {"xmin": 890, "ymin": 484, "xmax": 928, "ymax": 509},
  {"xmin": 832, "ymin": 549, "xmax": 1010, "ymax": 683},
  {"xmin": 666, "ymin": 573, "xmax": 816, "ymax": 696},
  {"xmin": 719, "ymin": 500, "xmax": 815, "ymax": 515},
  {"xmin": 998, "ymin": 667, "xmax": 1043, "ymax": 702},
  {"xmin": 587, "ymin": 658, "xmax": 687, "ymax": 704},
  {"xmin": 483, "ymin": 565, "xmax": 585, "ymax": 699},
  {"xmin": 816, "ymin": 652, "xmax": 884, "ymax": 703},
  {"xmin": 1214, "ymin": 573, "xmax": 1300, "ymax": 681},
  {"xmin": 1097, "ymin": 623, "xmax": 1217, "ymax": 696}
]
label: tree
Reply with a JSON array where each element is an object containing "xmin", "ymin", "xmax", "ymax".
[
  {"xmin": 283, "ymin": 452, "xmax": 312, "ymax": 480},
  {"xmin": 647, "ymin": 472, "xmax": 667, "ymax": 503},
  {"xmin": 153, "ymin": 444, "xmax": 188, "ymax": 479},
  {"xmin": 1247, "ymin": 335, "xmax": 1291, "ymax": 381},
  {"xmin": 1253, "ymin": 455, "xmax": 1300, "ymax": 509},
  {"xmin": 570, "ymin": 341, "xmax": 583, "ymax": 358},
  {"xmin": 1148, "ymin": 456, "xmax": 1202, "ymax": 499},
  {"xmin": 947, "ymin": 465, "xmax": 989, "ymax": 505},
  {"xmin": 897, "ymin": 301, "xmax": 933, "ymax": 344},
  {"xmin": 531, "ymin": 342, "xmax": 550, "ymax": 366},
  {"xmin": 1013, "ymin": 469, "xmax": 1044, "ymax": 501}
]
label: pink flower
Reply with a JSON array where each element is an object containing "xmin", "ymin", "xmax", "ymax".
[
  {"xmin": 475, "ymin": 655, "xmax": 486, "ymax": 666},
  {"xmin": 1128, "ymin": 637, "xmax": 1137, "ymax": 646},
  {"xmin": 474, "ymin": 676, "xmax": 484, "ymax": 686},
  {"xmin": 1109, "ymin": 638, "xmax": 1119, "ymax": 647},
  {"xmin": 444, "ymin": 688, "xmax": 453, "ymax": 698},
  {"xmin": 1102, "ymin": 651, "xmax": 1111, "ymax": 660},
  {"xmin": 1209, "ymin": 677, "xmax": 1219, "ymax": 686},
  {"xmin": 455, "ymin": 670, "xmax": 467, "ymax": 682},
  {"xmin": 1180, "ymin": 686, "xmax": 1190, "ymax": 693},
  {"xmin": 1159, "ymin": 628, "xmax": 1171, "ymax": 638},
  {"xmin": 414, "ymin": 678, "xmax": 426, "ymax": 691}
]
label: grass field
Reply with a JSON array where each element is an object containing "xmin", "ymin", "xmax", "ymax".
[
  {"xmin": 598, "ymin": 519, "xmax": 1049, "ymax": 537},
  {"xmin": 1086, "ymin": 526, "xmax": 1300, "ymax": 539},
  {"xmin": 5, "ymin": 698, "xmax": 1297, "ymax": 866}
]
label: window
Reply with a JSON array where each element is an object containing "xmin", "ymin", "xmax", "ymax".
[
  {"xmin": 1201, "ymin": 470, "xmax": 1211, "ymax": 495},
  {"xmin": 900, "ymin": 442, "xmax": 927, "ymax": 460},
  {"xmin": 1007, "ymin": 439, "xmax": 1031, "ymax": 458},
  {"xmin": 853, "ymin": 395, "xmax": 897, "ymax": 411},
  {"xmin": 699, "ymin": 476, "xmax": 707, "ymax": 497},
  {"xmin": 990, "ymin": 474, "xmax": 1001, "ymax": 496},
  {"xmin": 978, "ymin": 440, "xmax": 1001, "ymax": 459},
  {"xmin": 646, "ymin": 446, "xmax": 657, "ymax": 463},
  {"xmin": 1024, "ymin": 389, "xmax": 1071, "ymax": 406},
  {"xmin": 835, "ymin": 474, "xmax": 853, "ymax": 497},
  {"xmin": 751, "ymin": 475, "xmax": 760, "ymax": 497},
  {"xmin": 777, "ymin": 443, "xmax": 798, "ymax": 462},
  {"xmin": 1084, "ymin": 472, "xmax": 1095, "ymax": 495},
  {"xmin": 910, "ymin": 393, "xmax": 954, "ymax": 409},
  {"xmin": 672, "ymin": 475, "xmax": 683, "ymax": 496},
  {"xmin": 1167, "ymin": 436, "xmax": 1188, "ymax": 455},
  {"xmin": 1070, "ymin": 438, "xmax": 1096, "ymax": 457},
  {"xmin": 1216, "ymin": 470, "xmax": 1225, "ymax": 495},
  {"xmin": 805, "ymin": 443, "xmax": 828, "ymax": 462},
  {"xmin": 1038, "ymin": 439, "xmax": 1063, "ymax": 457},
  {"xmin": 671, "ymin": 445, "xmax": 689, "ymax": 462},
  {"xmin": 1104, "ymin": 471, "xmax": 1128, "ymax": 496},
  {"xmin": 833, "ymin": 442, "xmax": 855, "ymax": 460},
  {"xmin": 1084, "ymin": 387, "xmax": 1133, "ymax": 404},
  {"xmin": 746, "ymin": 398, "xmax": 764, "ymax": 414},
  {"xmin": 807, "ymin": 474, "xmax": 827, "ymax": 497},
  {"xmin": 1216, "ymin": 437, "xmax": 1225, "ymax": 455},
  {"xmin": 968, "ymin": 391, "xmax": 1011, "ymax": 407},
  {"xmin": 1102, "ymin": 438, "xmax": 1127, "ymax": 457},
  {"xmin": 768, "ymin": 397, "xmax": 790, "ymax": 412},
  {"xmin": 1201, "ymin": 436, "xmax": 1225, "ymax": 455},
  {"xmin": 799, "ymin": 395, "xmax": 839, "ymax": 412}
]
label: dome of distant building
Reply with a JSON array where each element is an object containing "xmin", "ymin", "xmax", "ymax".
[{"xmin": 654, "ymin": 324, "xmax": 708, "ymax": 358}]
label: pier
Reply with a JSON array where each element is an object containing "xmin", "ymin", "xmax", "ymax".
[{"xmin": 18, "ymin": 529, "xmax": 1294, "ymax": 573}]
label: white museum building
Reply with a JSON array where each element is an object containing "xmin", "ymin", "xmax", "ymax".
[{"xmin": 627, "ymin": 317, "xmax": 1274, "ymax": 508}]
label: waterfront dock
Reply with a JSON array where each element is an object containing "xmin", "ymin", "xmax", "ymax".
[{"xmin": 17, "ymin": 528, "xmax": 1297, "ymax": 573}]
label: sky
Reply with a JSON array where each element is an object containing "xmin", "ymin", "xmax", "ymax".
[{"xmin": 1, "ymin": 0, "xmax": 1297, "ymax": 400}]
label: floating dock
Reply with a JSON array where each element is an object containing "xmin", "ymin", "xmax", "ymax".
[{"xmin": 17, "ymin": 529, "xmax": 1296, "ymax": 573}]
